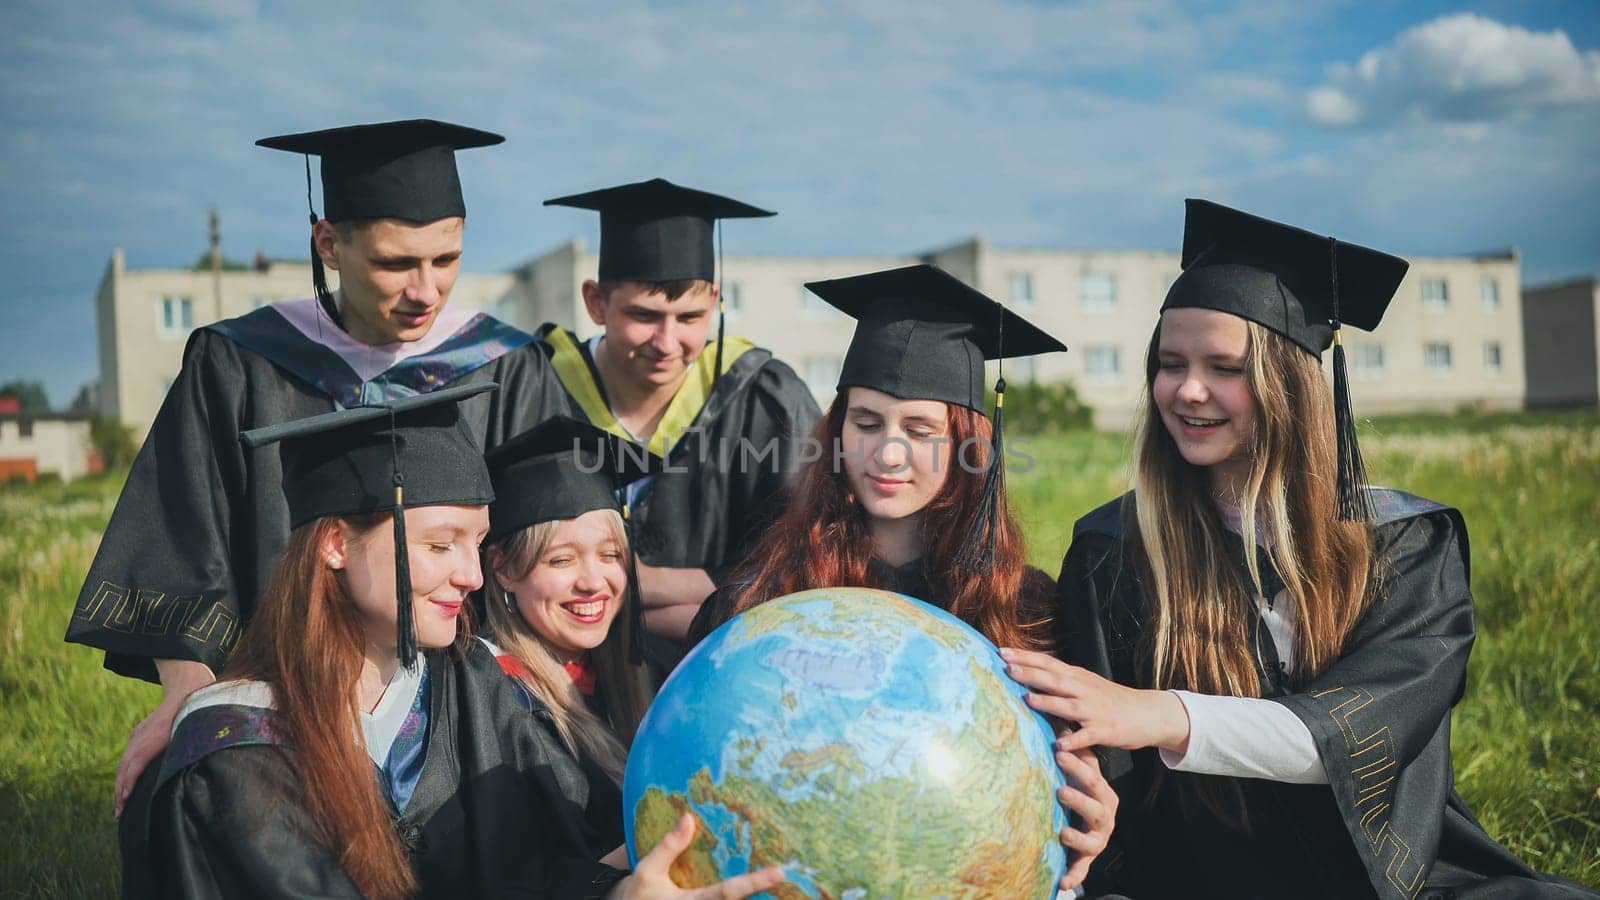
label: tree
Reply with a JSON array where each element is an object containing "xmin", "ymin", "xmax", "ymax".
[
  {"xmin": 90, "ymin": 418, "xmax": 138, "ymax": 470},
  {"xmin": 0, "ymin": 379, "xmax": 50, "ymax": 413}
]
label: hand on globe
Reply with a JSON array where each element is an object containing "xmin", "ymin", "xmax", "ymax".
[
  {"xmin": 610, "ymin": 814, "xmax": 786, "ymax": 900},
  {"xmin": 1052, "ymin": 746, "xmax": 1118, "ymax": 891},
  {"xmin": 1001, "ymin": 648, "xmax": 1191, "ymax": 753}
]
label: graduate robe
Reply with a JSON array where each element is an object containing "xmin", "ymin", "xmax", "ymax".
[
  {"xmin": 66, "ymin": 301, "xmax": 564, "ymax": 681},
  {"xmin": 1058, "ymin": 488, "xmax": 1596, "ymax": 900},
  {"xmin": 120, "ymin": 641, "xmax": 626, "ymax": 899},
  {"xmin": 535, "ymin": 326, "xmax": 821, "ymax": 587}
]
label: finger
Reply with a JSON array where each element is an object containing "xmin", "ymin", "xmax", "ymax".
[
  {"xmin": 691, "ymin": 866, "xmax": 784, "ymax": 899},
  {"xmin": 1056, "ymin": 726, "xmax": 1102, "ymax": 752},
  {"xmin": 1061, "ymin": 748, "xmax": 1118, "ymax": 814},
  {"xmin": 634, "ymin": 814, "xmax": 695, "ymax": 878},
  {"xmin": 1024, "ymin": 692, "xmax": 1080, "ymax": 722},
  {"xmin": 1069, "ymin": 745, "xmax": 1104, "ymax": 776},
  {"xmin": 1059, "ymin": 853, "xmax": 1093, "ymax": 891},
  {"xmin": 998, "ymin": 647, "xmax": 1060, "ymax": 670},
  {"xmin": 1055, "ymin": 784, "xmax": 1107, "ymax": 835},
  {"xmin": 1059, "ymin": 824, "xmax": 1109, "ymax": 856},
  {"xmin": 1054, "ymin": 747, "xmax": 1101, "ymax": 786},
  {"xmin": 1003, "ymin": 661, "xmax": 1076, "ymax": 696}
]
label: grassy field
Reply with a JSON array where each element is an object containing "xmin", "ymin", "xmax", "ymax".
[{"xmin": 2, "ymin": 410, "xmax": 1597, "ymax": 895}]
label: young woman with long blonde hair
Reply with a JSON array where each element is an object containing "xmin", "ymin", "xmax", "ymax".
[{"xmin": 1005, "ymin": 201, "xmax": 1591, "ymax": 899}]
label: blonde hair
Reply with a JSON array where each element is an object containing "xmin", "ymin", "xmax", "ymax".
[
  {"xmin": 482, "ymin": 511, "xmax": 654, "ymax": 784},
  {"xmin": 1128, "ymin": 317, "xmax": 1376, "ymax": 822}
]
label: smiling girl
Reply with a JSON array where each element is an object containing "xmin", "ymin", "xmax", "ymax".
[
  {"xmin": 686, "ymin": 264, "xmax": 1121, "ymax": 894},
  {"xmin": 1006, "ymin": 201, "xmax": 1592, "ymax": 899}
]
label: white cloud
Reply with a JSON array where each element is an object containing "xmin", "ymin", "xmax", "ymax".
[{"xmin": 1307, "ymin": 13, "xmax": 1600, "ymax": 127}]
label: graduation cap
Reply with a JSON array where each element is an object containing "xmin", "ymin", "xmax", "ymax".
[
  {"xmin": 1162, "ymin": 199, "xmax": 1411, "ymax": 520},
  {"xmin": 803, "ymin": 264, "xmax": 1067, "ymax": 569},
  {"xmin": 240, "ymin": 382, "xmax": 498, "ymax": 669},
  {"xmin": 257, "ymin": 119, "xmax": 505, "ymax": 316},
  {"xmin": 544, "ymin": 177, "xmax": 775, "ymax": 379},
  {"xmin": 485, "ymin": 416, "xmax": 660, "ymax": 662}
]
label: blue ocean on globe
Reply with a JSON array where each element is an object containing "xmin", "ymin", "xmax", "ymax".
[{"xmin": 623, "ymin": 587, "xmax": 1069, "ymax": 899}]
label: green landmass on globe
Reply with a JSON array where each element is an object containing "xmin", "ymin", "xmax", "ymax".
[{"xmin": 624, "ymin": 588, "xmax": 1068, "ymax": 899}]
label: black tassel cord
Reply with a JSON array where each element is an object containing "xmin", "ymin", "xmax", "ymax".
[
  {"xmin": 1328, "ymin": 237, "xmax": 1373, "ymax": 522},
  {"xmin": 390, "ymin": 416, "xmax": 419, "ymax": 669},
  {"xmin": 955, "ymin": 310, "xmax": 1006, "ymax": 572}
]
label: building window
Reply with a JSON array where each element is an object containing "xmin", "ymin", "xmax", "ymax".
[
  {"xmin": 18, "ymin": 419, "xmax": 33, "ymax": 439},
  {"xmin": 1008, "ymin": 272, "xmax": 1034, "ymax": 308},
  {"xmin": 1352, "ymin": 342, "xmax": 1385, "ymax": 379},
  {"xmin": 1420, "ymin": 279, "xmax": 1449, "ymax": 310},
  {"xmin": 1484, "ymin": 341, "xmax": 1502, "ymax": 373},
  {"xmin": 159, "ymin": 296, "xmax": 194, "ymax": 338},
  {"xmin": 1081, "ymin": 273, "xmax": 1116, "ymax": 312},
  {"xmin": 722, "ymin": 282, "xmax": 742, "ymax": 314},
  {"xmin": 1004, "ymin": 357, "xmax": 1036, "ymax": 384},
  {"xmin": 803, "ymin": 357, "xmax": 841, "ymax": 395},
  {"xmin": 1480, "ymin": 278, "xmax": 1500, "ymax": 311},
  {"xmin": 1084, "ymin": 345, "xmax": 1120, "ymax": 385},
  {"xmin": 1424, "ymin": 342, "xmax": 1453, "ymax": 373}
]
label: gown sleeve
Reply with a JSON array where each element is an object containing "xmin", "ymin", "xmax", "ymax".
[
  {"xmin": 66, "ymin": 330, "xmax": 251, "ymax": 682},
  {"xmin": 147, "ymin": 748, "xmax": 364, "ymax": 899}
]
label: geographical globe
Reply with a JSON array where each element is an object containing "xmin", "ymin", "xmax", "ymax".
[{"xmin": 623, "ymin": 587, "xmax": 1068, "ymax": 898}]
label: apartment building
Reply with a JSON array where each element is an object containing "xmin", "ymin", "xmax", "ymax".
[
  {"xmin": 94, "ymin": 239, "xmax": 1526, "ymax": 436},
  {"xmin": 1522, "ymin": 276, "xmax": 1599, "ymax": 409}
]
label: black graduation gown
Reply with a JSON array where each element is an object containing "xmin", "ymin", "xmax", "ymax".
[
  {"xmin": 535, "ymin": 326, "xmax": 821, "ymax": 586},
  {"xmin": 685, "ymin": 556, "xmax": 1055, "ymax": 649},
  {"xmin": 121, "ymin": 641, "xmax": 625, "ymax": 899},
  {"xmin": 1057, "ymin": 488, "xmax": 1597, "ymax": 900},
  {"xmin": 66, "ymin": 305, "xmax": 565, "ymax": 681}
]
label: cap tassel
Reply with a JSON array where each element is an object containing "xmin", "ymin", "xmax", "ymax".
[
  {"xmin": 955, "ymin": 304, "xmax": 1007, "ymax": 572},
  {"xmin": 1328, "ymin": 238, "xmax": 1372, "ymax": 522},
  {"xmin": 302, "ymin": 155, "xmax": 337, "ymax": 320},
  {"xmin": 388, "ymin": 408, "xmax": 419, "ymax": 669},
  {"xmin": 392, "ymin": 480, "xmax": 419, "ymax": 669},
  {"xmin": 712, "ymin": 219, "xmax": 726, "ymax": 383}
]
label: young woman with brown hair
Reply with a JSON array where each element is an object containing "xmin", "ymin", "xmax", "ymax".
[
  {"xmin": 1006, "ymin": 201, "xmax": 1594, "ymax": 899},
  {"xmin": 121, "ymin": 387, "xmax": 782, "ymax": 900},
  {"xmin": 687, "ymin": 264, "xmax": 1121, "ymax": 894}
]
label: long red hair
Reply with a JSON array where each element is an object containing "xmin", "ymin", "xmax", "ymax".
[
  {"xmin": 721, "ymin": 392, "xmax": 1053, "ymax": 651},
  {"xmin": 223, "ymin": 515, "xmax": 417, "ymax": 900}
]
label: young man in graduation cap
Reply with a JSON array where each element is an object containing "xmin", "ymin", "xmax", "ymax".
[
  {"xmin": 68, "ymin": 119, "xmax": 563, "ymax": 815},
  {"xmin": 538, "ymin": 178, "xmax": 822, "ymax": 643}
]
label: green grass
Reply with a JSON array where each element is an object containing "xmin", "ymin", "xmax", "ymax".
[{"xmin": 3, "ymin": 412, "xmax": 1597, "ymax": 895}]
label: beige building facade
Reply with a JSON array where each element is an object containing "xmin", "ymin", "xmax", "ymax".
[
  {"xmin": 0, "ymin": 412, "xmax": 97, "ymax": 482},
  {"xmin": 1522, "ymin": 276, "xmax": 1599, "ymax": 409},
  {"xmin": 95, "ymin": 239, "xmax": 1526, "ymax": 437}
]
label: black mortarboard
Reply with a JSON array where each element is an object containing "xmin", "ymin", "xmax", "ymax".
[
  {"xmin": 240, "ymin": 382, "xmax": 497, "ymax": 668},
  {"xmin": 805, "ymin": 264, "xmax": 1067, "ymax": 412},
  {"xmin": 543, "ymin": 178, "xmax": 774, "ymax": 284},
  {"xmin": 486, "ymin": 417, "xmax": 658, "ymax": 545},
  {"xmin": 257, "ymin": 119, "xmax": 504, "ymax": 314},
  {"xmin": 1162, "ymin": 199, "xmax": 1411, "ymax": 520},
  {"xmin": 546, "ymin": 179, "xmax": 775, "ymax": 382},
  {"xmin": 805, "ymin": 264, "xmax": 1067, "ymax": 570},
  {"xmin": 257, "ymin": 119, "xmax": 503, "ymax": 224},
  {"xmin": 485, "ymin": 416, "xmax": 660, "ymax": 662}
]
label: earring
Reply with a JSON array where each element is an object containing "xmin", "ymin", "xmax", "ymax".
[
  {"xmin": 325, "ymin": 554, "xmax": 343, "ymax": 568},
  {"xmin": 503, "ymin": 591, "xmax": 516, "ymax": 608}
]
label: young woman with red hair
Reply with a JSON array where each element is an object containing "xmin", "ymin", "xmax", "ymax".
[
  {"xmin": 119, "ymin": 387, "xmax": 781, "ymax": 900},
  {"xmin": 686, "ymin": 265, "xmax": 1120, "ymax": 894}
]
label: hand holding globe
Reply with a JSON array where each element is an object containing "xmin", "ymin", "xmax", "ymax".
[{"xmin": 623, "ymin": 588, "xmax": 1077, "ymax": 899}]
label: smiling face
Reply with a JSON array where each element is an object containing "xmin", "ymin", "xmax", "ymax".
[
  {"xmin": 329, "ymin": 504, "xmax": 489, "ymax": 655},
  {"xmin": 317, "ymin": 216, "xmax": 465, "ymax": 346},
  {"xmin": 496, "ymin": 510, "xmax": 628, "ymax": 660},
  {"xmin": 839, "ymin": 387, "xmax": 955, "ymax": 525},
  {"xmin": 1152, "ymin": 307, "xmax": 1259, "ymax": 494},
  {"xmin": 583, "ymin": 279, "xmax": 717, "ymax": 391}
]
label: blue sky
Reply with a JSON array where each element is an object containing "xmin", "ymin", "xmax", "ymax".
[{"xmin": 2, "ymin": 0, "xmax": 1597, "ymax": 407}]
